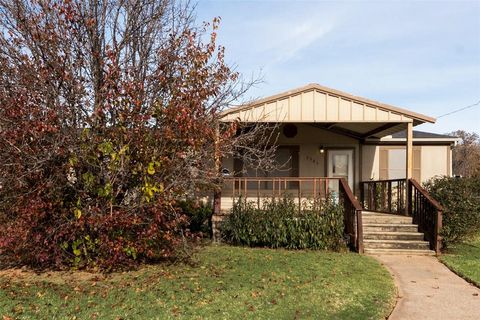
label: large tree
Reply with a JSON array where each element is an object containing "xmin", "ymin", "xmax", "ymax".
[
  {"xmin": 449, "ymin": 130, "xmax": 480, "ymax": 178},
  {"xmin": 0, "ymin": 0, "xmax": 276, "ymax": 270}
]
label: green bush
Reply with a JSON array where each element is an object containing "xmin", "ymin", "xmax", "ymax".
[
  {"xmin": 221, "ymin": 196, "xmax": 346, "ymax": 251},
  {"xmin": 178, "ymin": 199, "xmax": 213, "ymax": 236},
  {"xmin": 424, "ymin": 176, "xmax": 480, "ymax": 248}
]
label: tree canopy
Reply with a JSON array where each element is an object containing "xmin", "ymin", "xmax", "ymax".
[
  {"xmin": 0, "ymin": 0, "xmax": 276, "ymax": 270},
  {"xmin": 449, "ymin": 130, "xmax": 480, "ymax": 177}
]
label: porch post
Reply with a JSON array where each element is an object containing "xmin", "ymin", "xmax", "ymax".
[{"xmin": 405, "ymin": 121, "xmax": 413, "ymax": 215}]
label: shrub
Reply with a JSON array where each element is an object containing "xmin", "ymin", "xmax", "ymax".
[
  {"xmin": 0, "ymin": 193, "xmax": 189, "ymax": 271},
  {"xmin": 178, "ymin": 199, "xmax": 213, "ymax": 236},
  {"xmin": 424, "ymin": 176, "xmax": 480, "ymax": 248},
  {"xmin": 0, "ymin": 1, "xmax": 263, "ymax": 271},
  {"xmin": 221, "ymin": 196, "xmax": 346, "ymax": 251}
]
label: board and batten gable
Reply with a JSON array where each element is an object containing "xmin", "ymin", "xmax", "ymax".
[{"xmin": 223, "ymin": 88, "xmax": 414, "ymax": 124}]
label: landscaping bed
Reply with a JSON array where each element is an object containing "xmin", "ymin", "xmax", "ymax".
[{"xmin": 0, "ymin": 245, "xmax": 395, "ymax": 319}]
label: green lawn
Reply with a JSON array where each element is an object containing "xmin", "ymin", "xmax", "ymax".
[
  {"xmin": 440, "ymin": 235, "xmax": 480, "ymax": 287},
  {"xmin": 0, "ymin": 245, "xmax": 395, "ymax": 320}
]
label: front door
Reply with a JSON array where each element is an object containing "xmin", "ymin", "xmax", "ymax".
[{"xmin": 327, "ymin": 149, "xmax": 354, "ymax": 190}]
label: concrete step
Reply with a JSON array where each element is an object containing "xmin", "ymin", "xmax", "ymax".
[
  {"xmin": 362, "ymin": 216, "xmax": 413, "ymax": 224},
  {"xmin": 364, "ymin": 239, "xmax": 430, "ymax": 250},
  {"xmin": 363, "ymin": 223, "xmax": 418, "ymax": 233},
  {"xmin": 363, "ymin": 231, "xmax": 425, "ymax": 241},
  {"xmin": 362, "ymin": 212, "xmax": 409, "ymax": 217},
  {"xmin": 364, "ymin": 248, "xmax": 436, "ymax": 256}
]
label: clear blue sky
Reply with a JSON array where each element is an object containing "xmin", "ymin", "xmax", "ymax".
[{"xmin": 196, "ymin": 0, "xmax": 480, "ymax": 134}]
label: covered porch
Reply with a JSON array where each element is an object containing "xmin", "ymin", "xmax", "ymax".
[
  {"xmin": 219, "ymin": 84, "xmax": 429, "ymax": 209},
  {"xmin": 215, "ymin": 84, "xmax": 443, "ymax": 254}
]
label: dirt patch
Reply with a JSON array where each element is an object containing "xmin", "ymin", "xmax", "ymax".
[{"xmin": 0, "ymin": 267, "xmax": 106, "ymax": 284}]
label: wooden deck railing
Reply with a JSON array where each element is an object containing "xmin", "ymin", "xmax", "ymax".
[
  {"xmin": 359, "ymin": 177, "xmax": 443, "ymax": 254},
  {"xmin": 222, "ymin": 177, "xmax": 339, "ymax": 204},
  {"xmin": 339, "ymin": 178, "xmax": 364, "ymax": 253},
  {"xmin": 409, "ymin": 179, "xmax": 443, "ymax": 254},
  {"xmin": 221, "ymin": 177, "xmax": 363, "ymax": 252},
  {"xmin": 360, "ymin": 179, "xmax": 406, "ymax": 215}
]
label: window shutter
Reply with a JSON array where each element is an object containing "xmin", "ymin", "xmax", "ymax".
[
  {"xmin": 291, "ymin": 146, "xmax": 300, "ymax": 177},
  {"xmin": 413, "ymin": 147, "xmax": 421, "ymax": 182},
  {"xmin": 379, "ymin": 148, "xmax": 388, "ymax": 179}
]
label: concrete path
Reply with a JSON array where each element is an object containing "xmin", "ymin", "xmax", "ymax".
[{"xmin": 374, "ymin": 255, "xmax": 480, "ymax": 320}]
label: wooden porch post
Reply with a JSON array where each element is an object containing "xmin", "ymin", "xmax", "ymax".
[{"xmin": 405, "ymin": 121, "xmax": 413, "ymax": 215}]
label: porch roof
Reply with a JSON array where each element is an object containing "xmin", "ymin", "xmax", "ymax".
[{"xmin": 221, "ymin": 83, "xmax": 436, "ymax": 139}]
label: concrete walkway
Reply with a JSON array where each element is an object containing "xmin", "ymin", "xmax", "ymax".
[{"xmin": 374, "ymin": 255, "xmax": 480, "ymax": 320}]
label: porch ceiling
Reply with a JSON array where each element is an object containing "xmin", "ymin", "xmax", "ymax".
[
  {"xmin": 221, "ymin": 84, "xmax": 436, "ymax": 138},
  {"xmin": 309, "ymin": 122, "xmax": 407, "ymax": 140}
]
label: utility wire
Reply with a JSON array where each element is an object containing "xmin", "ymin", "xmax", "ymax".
[{"xmin": 437, "ymin": 100, "xmax": 480, "ymax": 118}]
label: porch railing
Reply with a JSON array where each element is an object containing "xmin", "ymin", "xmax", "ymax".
[
  {"xmin": 359, "ymin": 179, "xmax": 406, "ymax": 215},
  {"xmin": 338, "ymin": 178, "xmax": 363, "ymax": 253},
  {"xmin": 359, "ymin": 178, "xmax": 443, "ymax": 254},
  {"xmin": 221, "ymin": 177, "xmax": 363, "ymax": 253},
  {"xmin": 409, "ymin": 179, "xmax": 443, "ymax": 254},
  {"xmin": 222, "ymin": 177, "xmax": 339, "ymax": 206}
]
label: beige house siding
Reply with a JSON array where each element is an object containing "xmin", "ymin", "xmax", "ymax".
[
  {"xmin": 223, "ymin": 139, "xmax": 451, "ymax": 184},
  {"xmin": 222, "ymin": 124, "xmax": 360, "ymax": 186},
  {"xmin": 299, "ymin": 144, "xmax": 325, "ymax": 177},
  {"xmin": 359, "ymin": 145, "xmax": 451, "ymax": 183},
  {"xmin": 279, "ymin": 125, "xmax": 359, "ymax": 184},
  {"xmin": 420, "ymin": 145, "xmax": 450, "ymax": 182},
  {"xmin": 361, "ymin": 145, "xmax": 379, "ymax": 181}
]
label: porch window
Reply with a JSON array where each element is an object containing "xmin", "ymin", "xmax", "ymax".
[
  {"xmin": 379, "ymin": 147, "xmax": 421, "ymax": 181},
  {"xmin": 267, "ymin": 146, "xmax": 299, "ymax": 178},
  {"xmin": 387, "ymin": 149, "xmax": 406, "ymax": 179},
  {"xmin": 234, "ymin": 146, "xmax": 299, "ymax": 189}
]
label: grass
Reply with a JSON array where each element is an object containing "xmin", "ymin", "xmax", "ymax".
[
  {"xmin": 0, "ymin": 245, "xmax": 395, "ymax": 320},
  {"xmin": 440, "ymin": 234, "xmax": 480, "ymax": 287}
]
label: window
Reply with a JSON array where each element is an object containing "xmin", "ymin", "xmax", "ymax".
[
  {"xmin": 379, "ymin": 147, "xmax": 421, "ymax": 181},
  {"xmin": 267, "ymin": 147, "xmax": 298, "ymax": 177},
  {"xmin": 388, "ymin": 149, "xmax": 406, "ymax": 179},
  {"xmin": 235, "ymin": 146, "xmax": 298, "ymax": 177},
  {"xmin": 234, "ymin": 146, "xmax": 299, "ymax": 189}
]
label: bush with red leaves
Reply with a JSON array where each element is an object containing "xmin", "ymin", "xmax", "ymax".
[{"xmin": 0, "ymin": 0, "xmax": 258, "ymax": 271}]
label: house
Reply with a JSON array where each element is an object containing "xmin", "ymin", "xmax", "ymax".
[{"xmin": 214, "ymin": 83, "xmax": 454, "ymax": 255}]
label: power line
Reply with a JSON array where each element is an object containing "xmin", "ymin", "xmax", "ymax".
[{"xmin": 437, "ymin": 100, "xmax": 480, "ymax": 118}]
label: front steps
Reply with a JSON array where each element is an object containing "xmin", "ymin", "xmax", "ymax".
[{"xmin": 362, "ymin": 211, "xmax": 435, "ymax": 255}]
